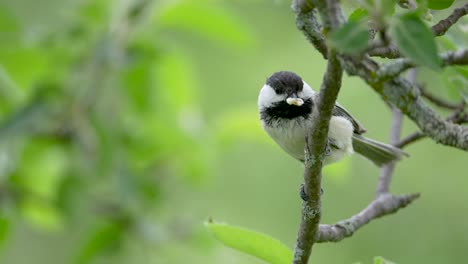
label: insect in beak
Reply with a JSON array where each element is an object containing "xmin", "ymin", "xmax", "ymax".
[{"xmin": 286, "ymin": 94, "xmax": 304, "ymax": 106}]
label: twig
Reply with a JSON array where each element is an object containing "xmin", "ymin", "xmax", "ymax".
[
  {"xmin": 293, "ymin": 4, "xmax": 328, "ymax": 59},
  {"xmin": 376, "ymin": 49, "xmax": 468, "ymax": 80},
  {"xmin": 420, "ymin": 85, "xmax": 465, "ymax": 110},
  {"xmin": 316, "ymin": 193, "xmax": 420, "ymax": 242},
  {"xmin": 441, "ymin": 48, "xmax": 468, "ymax": 66},
  {"xmin": 396, "ymin": 105, "xmax": 468, "ymax": 148},
  {"xmin": 395, "ymin": 131, "xmax": 425, "ymax": 148},
  {"xmin": 432, "ymin": 3, "xmax": 468, "ymax": 36}
]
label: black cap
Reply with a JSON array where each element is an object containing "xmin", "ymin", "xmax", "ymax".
[{"xmin": 266, "ymin": 71, "xmax": 303, "ymax": 95}]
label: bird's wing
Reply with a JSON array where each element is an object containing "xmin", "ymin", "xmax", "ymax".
[{"xmin": 332, "ymin": 104, "xmax": 366, "ymax": 134}]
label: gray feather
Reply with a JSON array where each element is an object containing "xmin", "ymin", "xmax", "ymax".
[
  {"xmin": 352, "ymin": 134, "xmax": 407, "ymax": 166},
  {"xmin": 332, "ymin": 104, "xmax": 366, "ymax": 134}
]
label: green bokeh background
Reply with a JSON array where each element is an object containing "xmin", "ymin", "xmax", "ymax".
[{"xmin": 0, "ymin": 0, "xmax": 466, "ymax": 263}]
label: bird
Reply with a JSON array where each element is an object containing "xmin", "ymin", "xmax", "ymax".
[{"xmin": 258, "ymin": 71, "xmax": 406, "ymax": 167}]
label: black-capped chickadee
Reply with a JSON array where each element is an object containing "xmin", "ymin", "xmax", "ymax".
[{"xmin": 258, "ymin": 71, "xmax": 406, "ymax": 166}]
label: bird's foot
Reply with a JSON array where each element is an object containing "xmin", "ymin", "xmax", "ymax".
[{"xmin": 300, "ymin": 184, "xmax": 324, "ymax": 201}]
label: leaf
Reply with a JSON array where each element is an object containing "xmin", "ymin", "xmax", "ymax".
[
  {"xmin": 20, "ymin": 198, "xmax": 63, "ymax": 231},
  {"xmin": 75, "ymin": 221, "xmax": 126, "ymax": 264},
  {"xmin": 328, "ymin": 20, "xmax": 369, "ymax": 54},
  {"xmin": 427, "ymin": 0, "xmax": 455, "ymax": 10},
  {"xmin": 359, "ymin": 0, "xmax": 396, "ymax": 17},
  {"xmin": 0, "ymin": 47, "xmax": 50, "ymax": 89},
  {"xmin": 348, "ymin": 8, "xmax": 369, "ymax": 21},
  {"xmin": 13, "ymin": 140, "xmax": 69, "ymax": 199},
  {"xmin": 390, "ymin": 12, "xmax": 441, "ymax": 71},
  {"xmin": 0, "ymin": 216, "xmax": 10, "ymax": 249},
  {"xmin": 437, "ymin": 35, "xmax": 457, "ymax": 51},
  {"xmin": 441, "ymin": 68, "xmax": 468, "ymax": 100},
  {"xmin": 154, "ymin": 52, "xmax": 197, "ymax": 114},
  {"xmin": 374, "ymin": 256, "xmax": 396, "ymax": 264},
  {"xmin": 205, "ymin": 220, "xmax": 293, "ymax": 264},
  {"xmin": 155, "ymin": 1, "xmax": 254, "ymax": 48}
]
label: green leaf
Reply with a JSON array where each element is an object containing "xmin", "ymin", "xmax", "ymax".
[
  {"xmin": 0, "ymin": 216, "xmax": 10, "ymax": 249},
  {"xmin": 155, "ymin": 1, "xmax": 254, "ymax": 48},
  {"xmin": 13, "ymin": 140, "xmax": 69, "ymax": 199},
  {"xmin": 205, "ymin": 220, "xmax": 293, "ymax": 264},
  {"xmin": 76, "ymin": 221, "xmax": 126, "ymax": 264},
  {"xmin": 348, "ymin": 8, "xmax": 369, "ymax": 21},
  {"xmin": 155, "ymin": 52, "xmax": 197, "ymax": 113},
  {"xmin": 359, "ymin": 0, "xmax": 396, "ymax": 17},
  {"xmin": 0, "ymin": 47, "xmax": 50, "ymax": 89},
  {"xmin": 390, "ymin": 12, "xmax": 441, "ymax": 71},
  {"xmin": 328, "ymin": 20, "xmax": 369, "ymax": 54},
  {"xmin": 427, "ymin": 0, "xmax": 455, "ymax": 10},
  {"xmin": 441, "ymin": 68, "xmax": 468, "ymax": 100},
  {"xmin": 437, "ymin": 35, "xmax": 457, "ymax": 51},
  {"xmin": 20, "ymin": 198, "xmax": 63, "ymax": 231},
  {"xmin": 374, "ymin": 256, "xmax": 396, "ymax": 264}
]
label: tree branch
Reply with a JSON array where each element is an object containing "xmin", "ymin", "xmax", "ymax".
[
  {"xmin": 293, "ymin": 4, "xmax": 328, "ymax": 59},
  {"xmin": 317, "ymin": 71, "xmax": 421, "ymax": 242},
  {"xmin": 432, "ymin": 3, "xmax": 468, "ymax": 37},
  {"xmin": 396, "ymin": 105, "xmax": 468, "ymax": 148},
  {"xmin": 419, "ymin": 85, "xmax": 465, "ymax": 110},
  {"xmin": 292, "ymin": 2, "xmax": 343, "ymax": 263},
  {"xmin": 395, "ymin": 131, "xmax": 425, "ymax": 148},
  {"xmin": 377, "ymin": 49, "xmax": 468, "ymax": 80},
  {"xmin": 366, "ymin": 61, "xmax": 468, "ymax": 150},
  {"xmin": 293, "ymin": 48, "xmax": 343, "ymax": 264},
  {"xmin": 290, "ymin": 0, "xmax": 465, "ymax": 262},
  {"xmin": 316, "ymin": 193, "xmax": 420, "ymax": 242}
]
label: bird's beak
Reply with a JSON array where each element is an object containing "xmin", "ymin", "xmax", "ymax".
[{"xmin": 286, "ymin": 94, "xmax": 304, "ymax": 106}]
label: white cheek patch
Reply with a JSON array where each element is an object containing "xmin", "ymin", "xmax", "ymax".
[
  {"xmin": 258, "ymin": 84, "xmax": 284, "ymax": 109},
  {"xmin": 302, "ymin": 82, "xmax": 315, "ymax": 99}
]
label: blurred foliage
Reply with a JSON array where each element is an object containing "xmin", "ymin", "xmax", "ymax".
[
  {"xmin": 0, "ymin": 0, "xmax": 257, "ymax": 263},
  {"xmin": 0, "ymin": 0, "xmax": 467, "ymax": 264}
]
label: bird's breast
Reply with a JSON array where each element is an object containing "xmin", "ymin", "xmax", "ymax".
[{"xmin": 262, "ymin": 116, "xmax": 354, "ymax": 164}]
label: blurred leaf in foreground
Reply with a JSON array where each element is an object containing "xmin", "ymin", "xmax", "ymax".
[
  {"xmin": 75, "ymin": 220, "xmax": 127, "ymax": 264},
  {"xmin": 328, "ymin": 19, "xmax": 369, "ymax": 54},
  {"xmin": 205, "ymin": 220, "xmax": 292, "ymax": 264},
  {"xmin": 427, "ymin": 0, "xmax": 455, "ymax": 10},
  {"xmin": 390, "ymin": 12, "xmax": 441, "ymax": 71},
  {"xmin": 0, "ymin": 216, "xmax": 10, "ymax": 249}
]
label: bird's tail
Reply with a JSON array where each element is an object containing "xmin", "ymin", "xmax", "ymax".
[{"xmin": 352, "ymin": 134, "xmax": 407, "ymax": 167}]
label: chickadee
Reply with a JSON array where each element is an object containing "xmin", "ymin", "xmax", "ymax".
[{"xmin": 258, "ymin": 71, "xmax": 406, "ymax": 166}]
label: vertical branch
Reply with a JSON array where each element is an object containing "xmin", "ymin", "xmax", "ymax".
[
  {"xmin": 376, "ymin": 69, "xmax": 416, "ymax": 197},
  {"xmin": 292, "ymin": 1, "xmax": 344, "ymax": 263},
  {"xmin": 293, "ymin": 49, "xmax": 343, "ymax": 264},
  {"xmin": 375, "ymin": 107, "xmax": 403, "ymax": 196}
]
